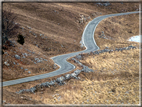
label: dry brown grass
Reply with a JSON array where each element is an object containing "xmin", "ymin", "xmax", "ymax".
[
  {"xmin": 3, "ymin": 89, "xmax": 43, "ymax": 104},
  {"xmin": 2, "ymin": 2, "xmax": 140, "ymax": 104},
  {"xmin": 2, "ymin": 2, "xmax": 139, "ymax": 80},
  {"xmin": 81, "ymin": 49, "xmax": 139, "ymax": 75},
  {"xmin": 3, "ymin": 48, "xmax": 140, "ymax": 104},
  {"xmin": 2, "ymin": 44, "xmax": 57, "ymax": 81},
  {"xmin": 41, "ymin": 49, "xmax": 139, "ymax": 104},
  {"xmin": 94, "ymin": 13, "xmax": 139, "ymax": 50}
]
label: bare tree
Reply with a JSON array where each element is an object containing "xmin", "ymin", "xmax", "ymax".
[{"xmin": 2, "ymin": 9, "xmax": 19, "ymax": 46}]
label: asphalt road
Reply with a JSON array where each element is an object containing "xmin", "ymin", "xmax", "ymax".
[{"xmin": 1, "ymin": 11, "xmax": 139, "ymax": 87}]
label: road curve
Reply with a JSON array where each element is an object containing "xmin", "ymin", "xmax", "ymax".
[{"xmin": 1, "ymin": 11, "xmax": 139, "ymax": 87}]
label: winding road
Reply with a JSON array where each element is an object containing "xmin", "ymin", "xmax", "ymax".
[{"xmin": 1, "ymin": 11, "xmax": 139, "ymax": 87}]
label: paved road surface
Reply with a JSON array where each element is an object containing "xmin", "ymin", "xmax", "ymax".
[{"xmin": 1, "ymin": 11, "xmax": 139, "ymax": 87}]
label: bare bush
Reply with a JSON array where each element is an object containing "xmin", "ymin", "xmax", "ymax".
[{"xmin": 2, "ymin": 9, "xmax": 19, "ymax": 46}]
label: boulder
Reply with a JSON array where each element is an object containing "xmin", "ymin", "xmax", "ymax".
[
  {"xmin": 4, "ymin": 52, "xmax": 8, "ymax": 55},
  {"xmin": 115, "ymin": 48, "xmax": 119, "ymax": 51},
  {"xmin": 65, "ymin": 74, "xmax": 71, "ymax": 80},
  {"xmin": 15, "ymin": 54, "xmax": 20, "ymax": 59},
  {"xmin": 120, "ymin": 48, "xmax": 126, "ymax": 51},
  {"xmin": 96, "ymin": 3, "xmax": 103, "ymax": 6},
  {"xmin": 48, "ymin": 80, "xmax": 55, "ymax": 86},
  {"xmin": 78, "ymin": 62, "xmax": 83, "ymax": 66},
  {"xmin": 99, "ymin": 50, "xmax": 105, "ymax": 53},
  {"xmin": 132, "ymin": 46, "xmax": 136, "ymax": 49},
  {"xmin": 45, "ymin": 82, "xmax": 50, "ymax": 87},
  {"xmin": 41, "ymin": 82, "xmax": 49, "ymax": 87},
  {"xmin": 74, "ymin": 69, "xmax": 81, "ymax": 75},
  {"xmin": 126, "ymin": 47, "xmax": 131, "ymax": 50},
  {"xmin": 24, "ymin": 53, "xmax": 28, "ymax": 56},
  {"xmin": 128, "ymin": 45, "xmax": 133, "ymax": 48},
  {"xmin": 103, "ymin": 2, "xmax": 111, "ymax": 6},
  {"xmin": 35, "ymin": 58, "xmax": 42, "ymax": 63},
  {"xmin": 109, "ymin": 50, "xmax": 113, "ymax": 53},
  {"xmin": 25, "ymin": 69, "xmax": 28, "ymax": 71},
  {"xmin": 71, "ymin": 58, "xmax": 78, "ymax": 63},
  {"xmin": 29, "ymin": 87, "xmax": 36, "ymax": 93},
  {"xmin": 76, "ymin": 55, "xmax": 82, "ymax": 60},
  {"xmin": 71, "ymin": 72, "xmax": 78, "ymax": 78},
  {"xmin": 104, "ymin": 49, "xmax": 110, "ymax": 52},
  {"xmin": 27, "ymin": 26, "xmax": 31, "ymax": 29},
  {"xmin": 94, "ymin": 51, "xmax": 99, "ymax": 55},
  {"xmin": 53, "ymin": 64, "xmax": 57, "ymax": 69},
  {"xmin": 22, "ymin": 56, "xmax": 26, "ymax": 58},
  {"xmin": 4, "ymin": 61, "xmax": 10, "ymax": 66},
  {"xmin": 56, "ymin": 76, "xmax": 65, "ymax": 83},
  {"xmin": 61, "ymin": 44, "xmax": 63, "ymax": 48},
  {"xmin": 17, "ymin": 89, "xmax": 26, "ymax": 94},
  {"xmin": 25, "ymin": 89, "xmax": 30, "ymax": 92},
  {"xmin": 82, "ymin": 65, "xmax": 93, "ymax": 73}
]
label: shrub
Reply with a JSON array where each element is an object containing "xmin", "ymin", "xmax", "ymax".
[{"xmin": 17, "ymin": 34, "xmax": 25, "ymax": 45}]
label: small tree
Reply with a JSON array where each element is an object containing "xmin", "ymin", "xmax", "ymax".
[{"xmin": 2, "ymin": 9, "xmax": 19, "ymax": 46}]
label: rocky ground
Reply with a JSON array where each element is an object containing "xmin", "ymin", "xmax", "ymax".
[{"xmin": 2, "ymin": 2, "xmax": 140, "ymax": 104}]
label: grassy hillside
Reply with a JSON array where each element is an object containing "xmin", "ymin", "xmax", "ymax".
[
  {"xmin": 4, "ymin": 48, "xmax": 140, "ymax": 104},
  {"xmin": 2, "ymin": 2, "xmax": 140, "ymax": 104}
]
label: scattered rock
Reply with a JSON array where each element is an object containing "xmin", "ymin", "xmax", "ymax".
[
  {"xmin": 4, "ymin": 61, "xmax": 10, "ymax": 66},
  {"xmin": 61, "ymin": 44, "xmax": 63, "ymax": 48},
  {"xmin": 94, "ymin": 51, "xmax": 99, "ymax": 55},
  {"xmin": 48, "ymin": 80, "xmax": 56, "ymax": 86},
  {"xmin": 56, "ymin": 76, "xmax": 65, "ymax": 84},
  {"xmin": 4, "ymin": 52, "xmax": 8, "ymax": 55},
  {"xmin": 109, "ymin": 50, "xmax": 113, "ymax": 53},
  {"xmin": 53, "ymin": 64, "xmax": 57, "ymax": 69},
  {"xmin": 76, "ymin": 55, "xmax": 82, "ymax": 60},
  {"xmin": 96, "ymin": 2, "xmax": 111, "ymax": 6},
  {"xmin": 35, "ymin": 58, "xmax": 42, "ymax": 63},
  {"xmin": 71, "ymin": 72, "xmax": 78, "ymax": 78},
  {"xmin": 29, "ymin": 87, "xmax": 36, "ymax": 93},
  {"xmin": 65, "ymin": 74, "xmax": 71, "ymax": 80},
  {"xmin": 27, "ymin": 26, "xmax": 31, "ymax": 29},
  {"xmin": 28, "ymin": 71, "xmax": 31, "ymax": 74},
  {"xmin": 41, "ymin": 82, "xmax": 50, "ymax": 87},
  {"xmin": 15, "ymin": 54, "xmax": 20, "ymax": 59},
  {"xmin": 104, "ymin": 49, "xmax": 110, "ymax": 52},
  {"xmin": 82, "ymin": 65, "xmax": 94, "ymax": 73},
  {"xmin": 22, "ymin": 56, "xmax": 26, "ymax": 58},
  {"xmin": 80, "ymin": 40, "xmax": 84, "ymax": 48},
  {"xmin": 16, "ymin": 89, "xmax": 26, "ymax": 94},
  {"xmin": 74, "ymin": 69, "xmax": 81, "ymax": 75},
  {"xmin": 25, "ymin": 69, "xmax": 28, "ymax": 71},
  {"xmin": 36, "ymin": 44, "xmax": 39, "ymax": 47}
]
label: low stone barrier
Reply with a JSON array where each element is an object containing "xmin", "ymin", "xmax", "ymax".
[
  {"xmin": 92, "ymin": 45, "xmax": 137, "ymax": 55},
  {"xmin": 16, "ymin": 45, "xmax": 137, "ymax": 94}
]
